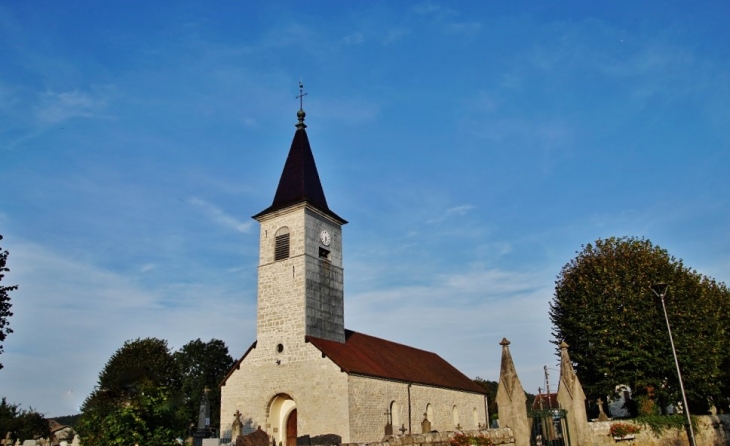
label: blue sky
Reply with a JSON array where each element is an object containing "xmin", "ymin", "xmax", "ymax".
[{"xmin": 1, "ymin": 1, "xmax": 729, "ymax": 417}]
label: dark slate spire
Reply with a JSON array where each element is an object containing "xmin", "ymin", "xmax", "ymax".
[{"xmin": 253, "ymin": 103, "xmax": 346, "ymax": 223}]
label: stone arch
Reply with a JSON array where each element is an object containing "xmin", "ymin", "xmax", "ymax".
[
  {"xmin": 426, "ymin": 403, "xmax": 434, "ymax": 424},
  {"xmin": 268, "ymin": 393, "xmax": 296, "ymax": 446},
  {"xmin": 472, "ymin": 407, "xmax": 479, "ymax": 428},
  {"xmin": 452, "ymin": 405, "xmax": 459, "ymax": 429}
]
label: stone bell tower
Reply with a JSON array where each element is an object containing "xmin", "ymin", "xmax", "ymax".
[{"xmin": 252, "ymin": 98, "xmax": 347, "ymax": 349}]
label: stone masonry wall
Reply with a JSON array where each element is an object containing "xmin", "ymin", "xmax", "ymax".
[
  {"xmin": 220, "ymin": 340, "xmax": 351, "ymax": 443},
  {"xmin": 256, "ymin": 207, "xmax": 309, "ymax": 346},
  {"xmin": 256, "ymin": 205, "xmax": 345, "ymax": 345},
  {"xmin": 303, "ymin": 208, "xmax": 344, "ymax": 342},
  {"xmin": 347, "ymin": 375, "xmax": 488, "ymax": 443},
  {"xmin": 409, "ymin": 385, "xmax": 488, "ymax": 432},
  {"xmin": 341, "ymin": 428, "xmax": 515, "ymax": 446},
  {"xmin": 587, "ymin": 415, "xmax": 730, "ymax": 446}
]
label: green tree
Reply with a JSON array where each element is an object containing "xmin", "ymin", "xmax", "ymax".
[
  {"xmin": 0, "ymin": 398, "xmax": 50, "ymax": 442},
  {"xmin": 78, "ymin": 386, "xmax": 181, "ymax": 446},
  {"xmin": 549, "ymin": 237, "xmax": 730, "ymax": 413},
  {"xmin": 174, "ymin": 338, "xmax": 234, "ymax": 432},
  {"xmin": 78, "ymin": 338, "xmax": 186, "ymax": 446},
  {"xmin": 473, "ymin": 377, "xmax": 536, "ymax": 418},
  {"xmin": 473, "ymin": 378, "xmax": 498, "ymax": 418},
  {"xmin": 53, "ymin": 413, "xmax": 81, "ymax": 429},
  {"xmin": 0, "ymin": 235, "xmax": 18, "ymax": 371}
]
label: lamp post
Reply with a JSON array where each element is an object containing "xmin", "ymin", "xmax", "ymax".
[{"xmin": 651, "ymin": 283, "xmax": 696, "ymax": 446}]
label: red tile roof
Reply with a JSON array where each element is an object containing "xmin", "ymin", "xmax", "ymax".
[{"xmin": 306, "ymin": 330, "xmax": 486, "ymax": 394}]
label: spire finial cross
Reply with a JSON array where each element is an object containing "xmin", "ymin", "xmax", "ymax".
[
  {"xmin": 296, "ymin": 79, "xmax": 308, "ymax": 110},
  {"xmin": 295, "ymin": 80, "xmax": 308, "ymax": 129}
]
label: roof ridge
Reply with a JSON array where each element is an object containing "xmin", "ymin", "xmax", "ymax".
[{"xmin": 340, "ymin": 329, "xmax": 441, "ymax": 356}]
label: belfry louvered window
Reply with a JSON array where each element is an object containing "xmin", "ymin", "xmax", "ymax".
[{"xmin": 274, "ymin": 227, "xmax": 290, "ymax": 261}]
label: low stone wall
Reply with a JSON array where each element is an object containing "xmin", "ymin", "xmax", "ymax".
[
  {"xmin": 342, "ymin": 428, "xmax": 515, "ymax": 446},
  {"xmin": 587, "ymin": 414, "xmax": 730, "ymax": 446}
]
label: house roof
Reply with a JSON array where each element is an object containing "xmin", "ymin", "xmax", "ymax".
[
  {"xmin": 48, "ymin": 419, "xmax": 69, "ymax": 433},
  {"xmin": 306, "ymin": 330, "xmax": 486, "ymax": 394},
  {"xmin": 253, "ymin": 121, "xmax": 346, "ymax": 224}
]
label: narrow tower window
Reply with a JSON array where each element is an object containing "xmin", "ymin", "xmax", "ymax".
[{"xmin": 275, "ymin": 227, "xmax": 290, "ymax": 261}]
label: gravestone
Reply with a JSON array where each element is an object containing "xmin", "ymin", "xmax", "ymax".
[
  {"xmin": 596, "ymin": 398, "xmax": 609, "ymax": 421},
  {"xmin": 609, "ymin": 385, "xmax": 631, "ymax": 418},
  {"xmin": 307, "ymin": 434, "xmax": 341, "ymax": 445},
  {"xmin": 421, "ymin": 413, "xmax": 431, "ymax": 434},
  {"xmin": 236, "ymin": 426, "xmax": 269, "ymax": 446},
  {"xmin": 232, "ymin": 410, "xmax": 244, "ymax": 439}
]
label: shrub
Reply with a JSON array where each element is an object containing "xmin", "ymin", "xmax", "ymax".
[
  {"xmin": 450, "ymin": 432, "xmax": 492, "ymax": 446},
  {"xmin": 609, "ymin": 422, "xmax": 641, "ymax": 438}
]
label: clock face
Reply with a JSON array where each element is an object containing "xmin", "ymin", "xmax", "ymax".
[{"xmin": 320, "ymin": 230, "xmax": 331, "ymax": 246}]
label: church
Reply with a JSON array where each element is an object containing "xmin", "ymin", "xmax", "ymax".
[{"xmin": 219, "ymin": 99, "xmax": 488, "ymax": 444}]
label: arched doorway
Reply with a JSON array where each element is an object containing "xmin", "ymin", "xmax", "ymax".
[
  {"xmin": 286, "ymin": 409, "xmax": 297, "ymax": 446},
  {"xmin": 268, "ymin": 394, "xmax": 296, "ymax": 446}
]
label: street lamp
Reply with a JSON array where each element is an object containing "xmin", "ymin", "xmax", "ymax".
[{"xmin": 651, "ymin": 283, "xmax": 696, "ymax": 446}]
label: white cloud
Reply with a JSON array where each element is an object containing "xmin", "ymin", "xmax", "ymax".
[
  {"xmin": 444, "ymin": 21, "xmax": 481, "ymax": 35},
  {"xmin": 189, "ymin": 197, "xmax": 252, "ymax": 233},
  {"xmin": 412, "ymin": 3, "xmax": 456, "ymax": 17},
  {"xmin": 410, "ymin": 3, "xmax": 479, "ymax": 35},
  {"xmin": 0, "ymin": 238, "xmax": 256, "ymax": 416},
  {"xmin": 35, "ymin": 89, "xmax": 109, "ymax": 125},
  {"xmin": 427, "ymin": 204, "xmax": 475, "ymax": 224},
  {"xmin": 346, "ymin": 264, "xmax": 556, "ymax": 392},
  {"xmin": 381, "ymin": 28, "xmax": 410, "ymax": 45},
  {"xmin": 343, "ymin": 32, "xmax": 365, "ymax": 45}
]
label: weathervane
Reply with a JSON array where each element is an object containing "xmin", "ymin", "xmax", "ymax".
[
  {"xmin": 295, "ymin": 79, "xmax": 308, "ymax": 128},
  {"xmin": 296, "ymin": 79, "xmax": 307, "ymax": 110}
]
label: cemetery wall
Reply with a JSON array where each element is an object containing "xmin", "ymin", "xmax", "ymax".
[
  {"xmin": 587, "ymin": 414, "xmax": 730, "ymax": 446},
  {"xmin": 341, "ymin": 428, "xmax": 515, "ymax": 446}
]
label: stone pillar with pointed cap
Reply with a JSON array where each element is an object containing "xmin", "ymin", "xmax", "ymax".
[
  {"xmin": 556, "ymin": 341, "xmax": 590, "ymax": 446},
  {"xmin": 495, "ymin": 338, "xmax": 530, "ymax": 446}
]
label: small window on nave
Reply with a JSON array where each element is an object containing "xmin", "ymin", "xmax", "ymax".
[
  {"xmin": 390, "ymin": 401, "xmax": 401, "ymax": 431},
  {"xmin": 275, "ymin": 227, "xmax": 290, "ymax": 261}
]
